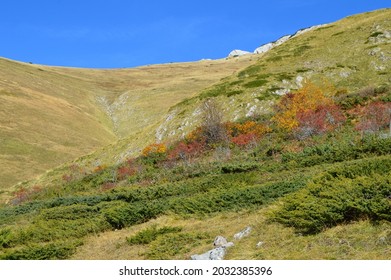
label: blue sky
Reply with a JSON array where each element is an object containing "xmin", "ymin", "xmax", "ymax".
[{"xmin": 1, "ymin": 0, "xmax": 389, "ymax": 68}]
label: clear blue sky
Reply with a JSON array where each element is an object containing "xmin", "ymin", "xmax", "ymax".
[{"xmin": 1, "ymin": 0, "xmax": 389, "ymax": 68}]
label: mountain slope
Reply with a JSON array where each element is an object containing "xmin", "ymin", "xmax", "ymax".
[
  {"xmin": 0, "ymin": 9, "xmax": 390, "ymax": 261},
  {"xmin": 0, "ymin": 58, "xmax": 116, "ymax": 189},
  {"xmin": 4, "ymin": 8, "xmax": 390, "ymax": 197},
  {"xmin": 156, "ymin": 8, "xmax": 391, "ymax": 140},
  {"xmin": 0, "ymin": 56, "xmax": 255, "ymax": 192}
]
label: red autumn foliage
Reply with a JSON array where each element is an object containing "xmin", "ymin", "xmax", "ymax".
[
  {"xmin": 62, "ymin": 174, "xmax": 73, "ymax": 182},
  {"xmin": 117, "ymin": 165, "xmax": 137, "ymax": 180},
  {"xmin": 294, "ymin": 104, "xmax": 346, "ymax": 139},
  {"xmin": 11, "ymin": 185, "xmax": 41, "ymax": 205},
  {"xmin": 225, "ymin": 120, "xmax": 271, "ymax": 148},
  {"xmin": 101, "ymin": 182, "xmax": 117, "ymax": 192},
  {"xmin": 167, "ymin": 140, "xmax": 205, "ymax": 161},
  {"xmin": 231, "ymin": 133, "xmax": 258, "ymax": 148},
  {"xmin": 355, "ymin": 101, "xmax": 391, "ymax": 133}
]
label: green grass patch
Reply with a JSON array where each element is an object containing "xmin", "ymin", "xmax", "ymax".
[
  {"xmin": 145, "ymin": 232, "xmax": 211, "ymax": 259},
  {"xmin": 243, "ymin": 79, "xmax": 268, "ymax": 88},
  {"xmin": 127, "ymin": 225, "xmax": 182, "ymax": 245},
  {"xmin": 293, "ymin": 45, "xmax": 312, "ymax": 56}
]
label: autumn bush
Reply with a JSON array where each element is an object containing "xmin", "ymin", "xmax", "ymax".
[
  {"xmin": 273, "ymin": 80, "xmax": 336, "ymax": 132},
  {"xmin": 226, "ymin": 120, "xmax": 271, "ymax": 148},
  {"xmin": 11, "ymin": 185, "xmax": 41, "ymax": 205},
  {"xmin": 142, "ymin": 143, "xmax": 167, "ymax": 164},
  {"xmin": 294, "ymin": 104, "xmax": 346, "ymax": 139},
  {"xmin": 355, "ymin": 101, "xmax": 391, "ymax": 134},
  {"xmin": 167, "ymin": 140, "xmax": 205, "ymax": 162}
]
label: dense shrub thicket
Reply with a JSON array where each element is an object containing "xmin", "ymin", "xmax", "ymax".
[{"xmin": 271, "ymin": 156, "xmax": 391, "ymax": 234}]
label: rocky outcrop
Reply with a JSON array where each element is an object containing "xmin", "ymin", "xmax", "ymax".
[
  {"xmin": 254, "ymin": 42, "xmax": 274, "ymax": 54},
  {"xmin": 191, "ymin": 227, "xmax": 252, "ymax": 260},
  {"xmin": 254, "ymin": 35, "xmax": 292, "ymax": 54},
  {"xmin": 228, "ymin": 24, "xmax": 328, "ymax": 57},
  {"xmin": 191, "ymin": 247, "xmax": 227, "ymax": 260},
  {"xmin": 228, "ymin": 49, "xmax": 252, "ymax": 57},
  {"xmin": 191, "ymin": 236, "xmax": 234, "ymax": 260}
]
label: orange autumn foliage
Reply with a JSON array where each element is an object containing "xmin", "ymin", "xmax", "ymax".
[
  {"xmin": 225, "ymin": 121, "xmax": 271, "ymax": 137},
  {"xmin": 142, "ymin": 143, "xmax": 167, "ymax": 157},
  {"xmin": 273, "ymin": 80, "xmax": 335, "ymax": 131}
]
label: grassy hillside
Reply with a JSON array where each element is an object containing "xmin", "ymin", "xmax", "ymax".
[
  {"xmin": 0, "ymin": 58, "xmax": 116, "ymax": 189},
  {"xmin": 0, "ymin": 56, "xmax": 255, "ymax": 192},
  {"xmin": 156, "ymin": 8, "xmax": 391, "ymax": 140},
  {"xmin": 0, "ymin": 9, "xmax": 390, "ymax": 260}
]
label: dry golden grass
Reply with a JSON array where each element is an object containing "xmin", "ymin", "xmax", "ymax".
[
  {"xmin": 0, "ymin": 56, "xmax": 255, "ymax": 196},
  {"xmin": 72, "ymin": 209, "xmax": 391, "ymax": 260}
]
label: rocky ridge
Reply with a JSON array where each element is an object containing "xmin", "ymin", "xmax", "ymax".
[{"xmin": 228, "ymin": 24, "xmax": 327, "ymax": 57}]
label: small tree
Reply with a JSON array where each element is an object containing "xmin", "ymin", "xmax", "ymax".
[{"xmin": 201, "ymin": 99, "xmax": 228, "ymax": 145}]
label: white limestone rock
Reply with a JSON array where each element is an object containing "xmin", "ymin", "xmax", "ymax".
[
  {"xmin": 275, "ymin": 35, "xmax": 292, "ymax": 45},
  {"xmin": 228, "ymin": 49, "xmax": 252, "ymax": 57},
  {"xmin": 254, "ymin": 43, "xmax": 274, "ymax": 54},
  {"xmin": 253, "ymin": 25, "xmax": 327, "ymax": 55}
]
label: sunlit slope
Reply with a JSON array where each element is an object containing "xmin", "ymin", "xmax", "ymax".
[
  {"xmin": 0, "ymin": 58, "xmax": 116, "ymax": 189},
  {"xmin": 0, "ymin": 56, "xmax": 256, "ymax": 190},
  {"xmin": 156, "ymin": 8, "xmax": 391, "ymax": 141}
]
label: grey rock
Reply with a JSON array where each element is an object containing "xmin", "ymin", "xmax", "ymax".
[
  {"xmin": 378, "ymin": 236, "xmax": 387, "ymax": 245},
  {"xmin": 213, "ymin": 236, "xmax": 228, "ymax": 247},
  {"xmin": 234, "ymin": 226, "xmax": 252, "ymax": 240},
  {"xmin": 296, "ymin": 75, "xmax": 304, "ymax": 87},
  {"xmin": 191, "ymin": 236, "xmax": 234, "ymax": 260},
  {"xmin": 191, "ymin": 247, "xmax": 227, "ymax": 260},
  {"xmin": 274, "ymin": 88, "xmax": 290, "ymax": 96},
  {"xmin": 209, "ymin": 247, "xmax": 226, "ymax": 260}
]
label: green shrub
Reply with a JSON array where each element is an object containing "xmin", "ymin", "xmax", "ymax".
[
  {"xmin": 127, "ymin": 225, "xmax": 182, "ymax": 245},
  {"xmin": 282, "ymin": 135, "xmax": 391, "ymax": 167},
  {"xmin": 226, "ymin": 90, "xmax": 244, "ymax": 97},
  {"xmin": 169, "ymin": 177, "xmax": 307, "ymax": 215},
  {"xmin": 271, "ymin": 158, "xmax": 391, "ymax": 234},
  {"xmin": 0, "ymin": 228, "xmax": 13, "ymax": 248},
  {"xmin": 369, "ymin": 31, "xmax": 384, "ymax": 38},
  {"xmin": 101, "ymin": 201, "xmax": 164, "ymax": 229},
  {"xmin": 221, "ymin": 162, "xmax": 260, "ymax": 173},
  {"xmin": 1, "ymin": 240, "xmax": 82, "ymax": 260},
  {"xmin": 145, "ymin": 232, "xmax": 210, "ymax": 259},
  {"xmin": 243, "ymin": 79, "xmax": 268, "ymax": 88},
  {"xmin": 276, "ymin": 73, "xmax": 294, "ymax": 81}
]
